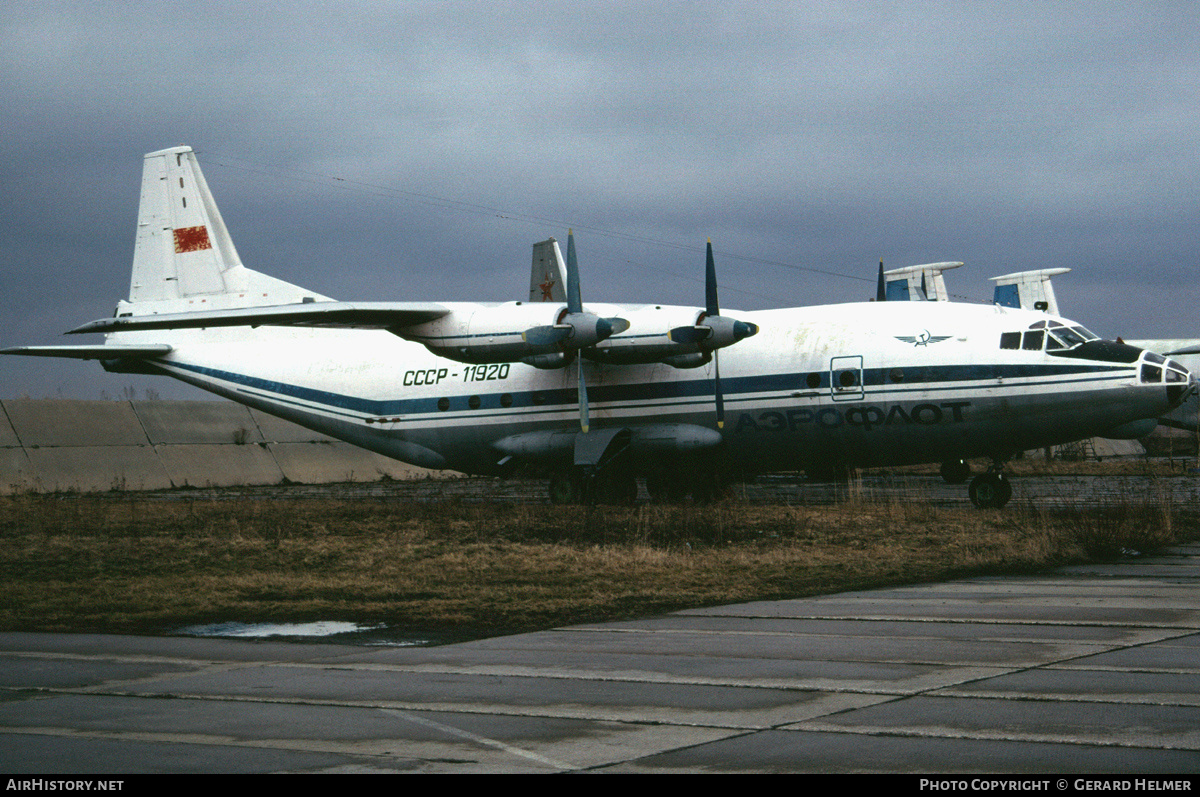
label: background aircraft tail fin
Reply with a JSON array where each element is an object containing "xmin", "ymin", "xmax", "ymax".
[
  {"xmin": 882, "ymin": 262, "xmax": 963, "ymax": 302},
  {"xmin": 529, "ymin": 238, "xmax": 567, "ymax": 303},
  {"xmin": 126, "ymin": 146, "xmax": 326, "ymax": 310},
  {"xmin": 990, "ymin": 268, "xmax": 1070, "ymax": 315}
]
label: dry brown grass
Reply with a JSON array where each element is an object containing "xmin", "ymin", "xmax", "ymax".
[{"xmin": 1, "ymin": 488, "xmax": 1194, "ymax": 641}]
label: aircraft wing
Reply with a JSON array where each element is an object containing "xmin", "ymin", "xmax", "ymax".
[
  {"xmin": 0, "ymin": 344, "xmax": 174, "ymax": 359},
  {"xmin": 65, "ymin": 302, "xmax": 451, "ymax": 335}
]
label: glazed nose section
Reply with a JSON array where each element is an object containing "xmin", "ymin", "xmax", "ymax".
[
  {"xmin": 1167, "ymin": 360, "xmax": 1198, "ymax": 408},
  {"xmin": 1141, "ymin": 352, "xmax": 1195, "ymax": 407}
]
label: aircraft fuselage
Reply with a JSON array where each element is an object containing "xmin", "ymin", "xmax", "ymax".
[{"xmin": 118, "ymin": 298, "xmax": 1182, "ymax": 478}]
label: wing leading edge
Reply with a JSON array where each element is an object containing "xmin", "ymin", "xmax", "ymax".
[
  {"xmin": 66, "ymin": 301, "xmax": 451, "ymax": 335},
  {"xmin": 0, "ymin": 344, "xmax": 174, "ymax": 359}
]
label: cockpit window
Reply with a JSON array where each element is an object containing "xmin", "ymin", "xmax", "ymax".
[
  {"xmin": 1052, "ymin": 327, "xmax": 1087, "ymax": 348},
  {"xmin": 1144, "ymin": 351, "xmax": 1165, "ymax": 365},
  {"xmin": 1001, "ymin": 323, "xmax": 1100, "ymax": 352}
]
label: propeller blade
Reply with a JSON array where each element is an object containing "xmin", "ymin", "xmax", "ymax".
[
  {"xmin": 876, "ymin": 259, "xmax": 886, "ymax": 301},
  {"xmin": 564, "ymin": 229, "xmax": 600, "ymax": 433},
  {"xmin": 705, "ymin": 239, "xmax": 728, "ymax": 429},
  {"xmin": 714, "ymin": 350, "xmax": 725, "ymax": 429},
  {"xmin": 731, "ymin": 319, "xmax": 758, "ymax": 341},
  {"xmin": 578, "ymin": 356, "xmax": 590, "ymax": 433},
  {"xmin": 667, "ymin": 325, "xmax": 712, "ymax": 344},
  {"xmin": 705, "ymin": 239, "xmax": 719, "ymax": 317},
  {"xmin": 566, "ymin": 229, "xmax": 582, "ymax": 315},
  {"xmin": 604, "ymin": 317, "xmax": 631, "ymax": 336},
  {"xmin": 522, "ymin": 324, "xmax": 572, "ymax": 348}
]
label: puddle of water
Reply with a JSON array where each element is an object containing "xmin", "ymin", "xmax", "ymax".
[{"xmin": 177, "ymin": 621, "xmax": 429, "ymax": 646}]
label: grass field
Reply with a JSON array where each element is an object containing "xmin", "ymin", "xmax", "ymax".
[{"xmin": 2, "ymin": 472, "xmax": 1192, "ymax": 642}]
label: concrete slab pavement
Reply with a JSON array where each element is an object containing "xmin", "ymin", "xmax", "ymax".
[{"xmin": 2, "ymin": 544, "xmax": 1199, "ymax": 773}]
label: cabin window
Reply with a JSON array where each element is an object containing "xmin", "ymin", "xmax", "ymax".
[
  {"xmin": 837, "ymin": 370, "xmax": 858, "ymax": 388},
  {"xmin": 1022, "ymin": 331, "xmax": 1044, "ymax": 351},
  {"xmin": 805, "ymin": 373, "xmax": 820, "ymax": 389},
  {"xmin": 1000, "ymin": 332, "xmax": 1021, "ymax": 350},
  {"xmin": 437, "ymin": 397, "xmax": 450, "ymax": 411},
  {"xmin": 500, "ymin": 393, "xmax": 513, "ymax": 407},
  {"xmin": 468, "ymin": 395, "xmax": 481, "ymax": 410}
]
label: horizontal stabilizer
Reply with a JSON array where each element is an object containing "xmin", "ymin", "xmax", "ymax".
[
  {"xmin": 67, "ymin": 302, "xmax": 450, "ymax": 335},
  {"xmin": 0, "ymin": 344, "xmax": 173, "ymax": 359}
]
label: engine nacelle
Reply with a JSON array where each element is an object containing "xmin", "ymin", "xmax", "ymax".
[
  {"xmin": 583, "ymin": 306, "xmax": 706, "ymax": 365},
  {"xmin": 583, "ymin": 306, "xmax": 758, "ymax": 366},
  {"xmin": 399, "ymin": 302, "xmax": 624, "ymax": 365}
]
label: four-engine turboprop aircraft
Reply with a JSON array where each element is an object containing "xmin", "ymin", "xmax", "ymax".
[{"xmin": 3, "ymin": 146, "xmax": 1194, "ymax": 508}]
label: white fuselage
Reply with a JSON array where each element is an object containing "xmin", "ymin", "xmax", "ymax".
[{"xmin": 114, "ymin": 298, "xmax": 1183, "ymax": 476}]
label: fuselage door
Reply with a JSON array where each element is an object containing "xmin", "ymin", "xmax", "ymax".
[{"xmin": 830, "ymin": 355, "xmax": 864, "ymax": 401}]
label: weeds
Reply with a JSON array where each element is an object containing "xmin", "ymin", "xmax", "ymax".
[
  {"xmin": 0, "ymin": 486, "xmax": 1194, "ymax": 640},
  {"xmin": 1009, "ymin": 490, "xmax": 1183, "ymax": 560}
]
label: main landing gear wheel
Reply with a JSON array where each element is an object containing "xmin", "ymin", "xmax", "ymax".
[
  {"xmin": 940, "ymin": 459, "xmax": 971, "ymax": 485},
  {"xmin": 594, "ymin": 470, "xmax": 638, "ymax": 505},
  {"xmin": 548, "ymin": 472, "xmax": 582, "ymax": 504},
  {"xmin": 968, "ymin": 472, "xmax": 1012, "ymax": 509}
]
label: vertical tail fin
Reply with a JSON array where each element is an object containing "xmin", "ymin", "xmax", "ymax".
[
  {"xmin": 529, "ymin": 238, "xmax": 567, "ymax": 302},
  {"xmin": 127, "ymin": 146, "xmax": 325, "ymax": 310},
  {"xmin": 990, "ymin": 268, "xmax": 1070, "ymax": 315},
  {"xmin": 882, "ymin": 262, "xmax": 963, "ymax": 302}
]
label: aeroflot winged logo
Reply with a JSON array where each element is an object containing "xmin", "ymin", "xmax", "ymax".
[{"xmin": 895, "ymin": 330, "xmax": 952, "ymax": 347}]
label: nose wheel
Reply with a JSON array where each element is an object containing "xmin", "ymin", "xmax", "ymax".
[{"xmin": 968, "ymin": 469, "xmax": 1012, "ymax": 509}]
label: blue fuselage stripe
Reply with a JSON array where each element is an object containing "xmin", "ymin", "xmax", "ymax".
[{"xmin": 166, "ymin": 360, "xmax": 1130, "ymax": 422}]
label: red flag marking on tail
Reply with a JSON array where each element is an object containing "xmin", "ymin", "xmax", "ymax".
[{"xmin": 173, "ymin": 226, "xmax": 212, "ymax": 253}]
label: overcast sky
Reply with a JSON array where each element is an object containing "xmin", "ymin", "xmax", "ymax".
[{"xmin": 3, "ymin": 1, "xmax": 1198, "ymax": 399}]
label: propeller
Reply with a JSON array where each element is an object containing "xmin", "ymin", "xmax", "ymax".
[
  {"xmin": 668, "ymin": 240, "xmax": 758, "ymax": 429},
  {"xmin": 556, "ymin": 230, "xmax": 629, "ymax": 433},
  {"xmin": 520, "ymin": 230, "xmax": 629, "ymax": 376},
  {"xmin": 569, "ymin": 232, "xmax": 591, "ymax": 433}
]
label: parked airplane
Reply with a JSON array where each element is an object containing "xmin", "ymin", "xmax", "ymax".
[
  {"xmin": 883, "ymin": 262, "xmax": 1200, "ymax": 447},
  {"xmin": 4, "ymin": 146, "xmax": 1194, "ymax": 507}
]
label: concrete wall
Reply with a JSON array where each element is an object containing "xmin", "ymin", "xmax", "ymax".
[{"xmin": 0, "ymin": 400, "xmax": 448, "ymax": 494}]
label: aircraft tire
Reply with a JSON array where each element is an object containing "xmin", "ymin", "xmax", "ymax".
[
  {"xmin": 596, "ymin": 471, "xmax": 638, "ymax": 505},
  {"xmin": 646, "ymin": 471, "xmax": 688, "ymax": 503},
  {"xmin": 940, "ymin": 459, "xmax": 972, "ymax": 484},
  {"xmin": 548, "ymin": 472, "xmax": 582, "ymax": 504},
  {"xmin": 968, "ymin": 472, "xmax": 1012, "ymax": 509}
]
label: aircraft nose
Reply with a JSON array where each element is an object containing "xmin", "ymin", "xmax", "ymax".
[{"xmin": 1162, "ymin": 357, "xmax": 1195, "ymax": 408}]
